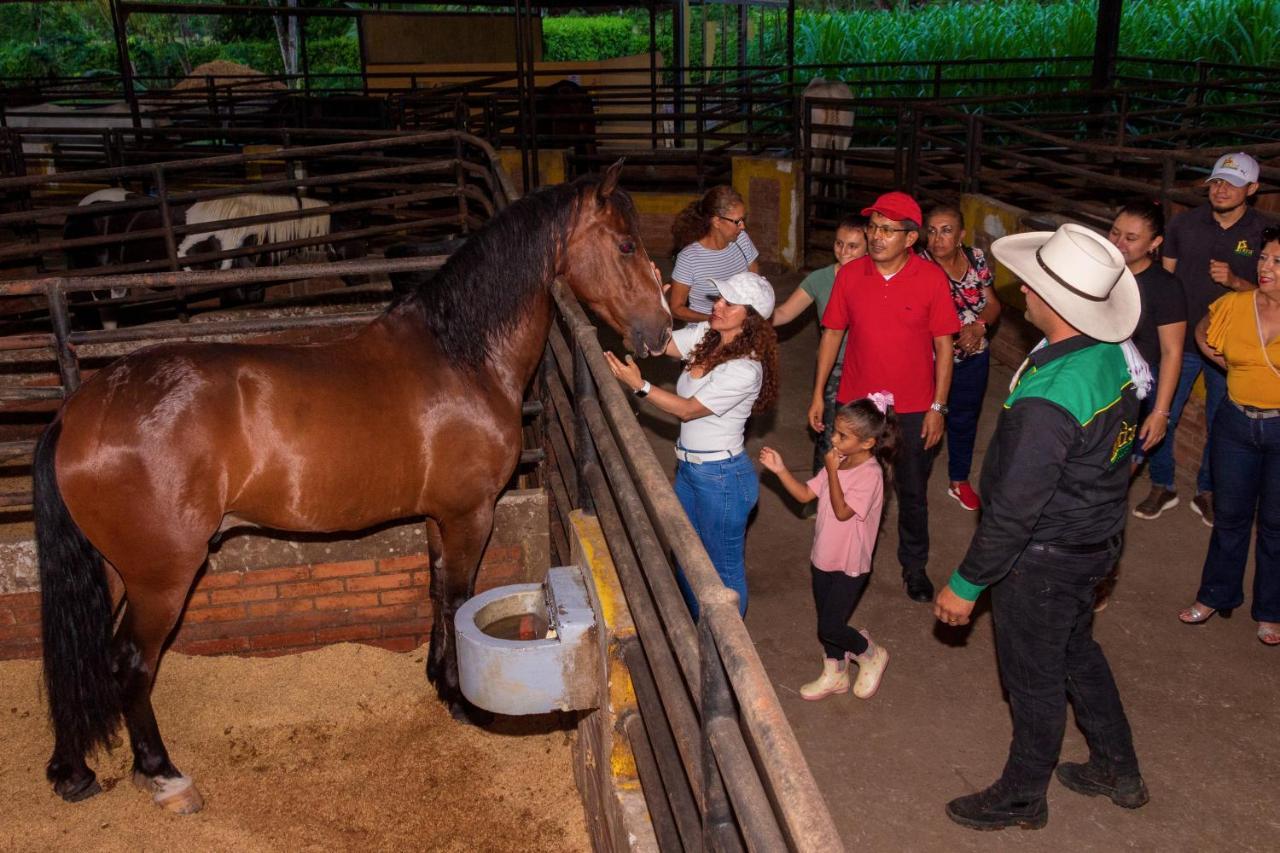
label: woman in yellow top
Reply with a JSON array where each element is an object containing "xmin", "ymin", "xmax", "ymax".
[{"xmin": 1181, "ymin": 226, "xmax": 1280, "ymax": 645}]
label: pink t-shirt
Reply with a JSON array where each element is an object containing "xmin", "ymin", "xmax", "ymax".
[{"xmin": 806, "ymin": 458, "xmax": 884, "ymax": 576}]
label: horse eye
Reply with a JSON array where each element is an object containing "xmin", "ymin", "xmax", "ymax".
[{"xmin": 619, "ymin": 241, "xmax": 635, "ymax": 255}]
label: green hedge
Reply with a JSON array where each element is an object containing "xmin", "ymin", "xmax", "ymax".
[{"xmin": 1, "ymin": 0, "xmax": 1275, "ymax": 89}]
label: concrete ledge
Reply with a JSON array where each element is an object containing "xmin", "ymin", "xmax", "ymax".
[{"xmin": 568, "ymin": 510, "xmax": 658, "ymax": 853}]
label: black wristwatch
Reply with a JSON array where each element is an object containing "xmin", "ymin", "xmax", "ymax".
[
  {"xmin": 634, "ymin": 380, "xmax": 651, "ymax": 398},
  {"xmin": 930, "ymin": 401, "xmax": 949, "ymax": 415}
]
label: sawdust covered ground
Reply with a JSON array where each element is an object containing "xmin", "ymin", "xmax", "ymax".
[{"xmin": 0, "ymin": 643, "xmax": 587, "ymax": 853}]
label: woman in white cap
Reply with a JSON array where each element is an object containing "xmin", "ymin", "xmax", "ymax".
[{"xmin": 604, "ymin": 271, "xmax": 779, "ymax": 618}]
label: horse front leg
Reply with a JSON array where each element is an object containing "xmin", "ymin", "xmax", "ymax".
[{"xmin": 425, "ymin": 504, "xmax": 497, "ymax": 724}]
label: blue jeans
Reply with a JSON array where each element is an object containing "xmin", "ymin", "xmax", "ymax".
[
  {"xmin": 673, "ymin": 450, "xmax": 758, "ymax": 619},
  {"xmin": 991, "ymin": 540, "xmax": 1139, "ymax": 796},
  {"xmin": 946, "ymin": 350, "xmax": 990, "ymax": 483},
  {"xmin": 1196, "ymin": 403, "xmax": 1280, "ymax": 623},
  {"xmin": 1148, "ymin": 350, "xmax": 1225, "ymax": 493}
]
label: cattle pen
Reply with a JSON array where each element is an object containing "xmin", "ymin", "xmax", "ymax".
[{"xmin": 0, "ymin": 130, "xmax": 842, "ymax": 850}]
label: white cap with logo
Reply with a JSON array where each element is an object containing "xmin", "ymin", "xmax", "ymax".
[
  {"xmin": 1205, "ymin": 152, "xmax": 1260, "ymax": 187},
  {"xmin": 709, "ymin": 271, "xmax": 776, "ymax": 320}
]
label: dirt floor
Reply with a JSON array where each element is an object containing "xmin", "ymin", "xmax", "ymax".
[
  {"xmin": 631, "ymin": 269, "xmax": 1279, "ymax": 851},
  {"xmin": 0, "ymin": 644, "xmax": 587, "ymax": 853}
]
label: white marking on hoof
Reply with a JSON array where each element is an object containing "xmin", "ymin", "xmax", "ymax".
[{"xmin": 134, "ymin": 772, "xmax": 204, "ymax": 814}]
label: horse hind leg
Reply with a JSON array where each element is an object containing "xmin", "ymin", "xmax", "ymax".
[
  {"xmin": 111, "ymin": 579, "xmax": 206, "ymax": 814},
  {"xmin": 425, "ymin": 507, "xmax": 497, "ymax": 725}
]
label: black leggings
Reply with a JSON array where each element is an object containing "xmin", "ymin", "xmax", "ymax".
[{"xmin": 811, "ymin": 565, "xmax": 870, "ymax": 659}]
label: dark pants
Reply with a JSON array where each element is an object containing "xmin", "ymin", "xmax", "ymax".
[
  {"xmin": 946, "ymin": 351, "xmax": 990, "ymax": 483},
  {"xmin": 810, "ymin": 566, "xmax": 870, "ymax": 659},
  {"xmin": 812, "ymin": 370, "xmax": 842, "ymax": 475},
  {"xmin": 991, "ymin": 540, "xmax": 1140, "ymax": 797},
  {"xmin": 1149, "ymin": 351, "xmax": 1226, "ymax": 492},
  {"xmin": 1196, "ymin": 403, "xmax": 1280, "ymax": 622},
  {"xmin": 894, "ymin": 410, "xmax": 936, "ymax": 576}
]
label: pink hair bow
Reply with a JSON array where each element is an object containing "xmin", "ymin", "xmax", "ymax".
[{"xmin": 867, "ymin": 391, "xmax": 894, "ymax": 414}]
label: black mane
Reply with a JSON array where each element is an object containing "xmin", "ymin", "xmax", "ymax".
[{"xmin": 386, "ymin": 174, "xmax": 635, "ymax": 369}]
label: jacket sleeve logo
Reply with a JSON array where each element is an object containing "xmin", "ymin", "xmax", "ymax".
[{"xmin": 1110, "ymin": 420, "xmax": 1137, "ymax": 466}]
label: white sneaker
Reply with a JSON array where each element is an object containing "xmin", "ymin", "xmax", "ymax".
[{"xmin": 799, "ymin": 657, "xmax": 849, "ymax": 701}]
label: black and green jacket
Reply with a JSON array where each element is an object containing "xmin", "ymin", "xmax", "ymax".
[{"xmin": 948, "ymin": 336, "xmax": 1140, "ymax": 601}]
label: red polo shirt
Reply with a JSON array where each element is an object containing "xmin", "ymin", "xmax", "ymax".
[{"xmin": 822, "ymin": 253, "xmax": 960, "ymax": 413}]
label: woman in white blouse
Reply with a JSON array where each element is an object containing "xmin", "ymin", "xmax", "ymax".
[{"xmin": 605, "ymin": 271, "xmax": 779, "ymax": 617}]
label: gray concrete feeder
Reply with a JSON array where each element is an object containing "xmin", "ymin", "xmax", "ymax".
[{"xmin": 454, "ymin": 565, "xmax": 601, "ymax": 715}]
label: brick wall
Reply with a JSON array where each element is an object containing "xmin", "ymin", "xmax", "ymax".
[{"xmin": 0, "ymin": 489, "xmax": 548, "ymax": 660}]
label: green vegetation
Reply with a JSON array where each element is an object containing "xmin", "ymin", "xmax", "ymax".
[{"xmin": 0, "ymin": 0, "xmax": 1274, "ymax": 89}]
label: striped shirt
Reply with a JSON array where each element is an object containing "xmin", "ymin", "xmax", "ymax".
[{"xmin": 671, "ymin": 231, "xmax": 759, "ymax": 313}]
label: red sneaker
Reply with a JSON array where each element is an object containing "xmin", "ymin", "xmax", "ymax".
[{"xmin": 948, "ymin": 481, "xmax": 980, "ymax": 511}]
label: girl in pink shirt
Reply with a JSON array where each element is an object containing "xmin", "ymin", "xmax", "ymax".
[{"xmin": 760, "ymin": 393, "xmax": 899, "ymax": 700}]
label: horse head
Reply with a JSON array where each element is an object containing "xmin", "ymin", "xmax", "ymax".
[{"xmin": 560, "ymin": 160, "xmax": 671, "ymax": 357}]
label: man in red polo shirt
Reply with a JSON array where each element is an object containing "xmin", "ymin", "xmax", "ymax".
[{"xmin": 809, "ymin": 191, "xmax": 960, "ymax": 602}]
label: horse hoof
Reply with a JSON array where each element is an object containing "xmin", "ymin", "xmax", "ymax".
[
  {"xmin": 134, "ymin": 772, "xmax": 204, "ymax": 814},
  {"xmin": 56, "ymin": 776, "xmax": 102, "ymax": 803},
  {"xmin": 449, "ymin": 700, "xmax": 494, "ymax": 727}
]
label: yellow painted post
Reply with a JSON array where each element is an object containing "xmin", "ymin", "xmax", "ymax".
[{"xmin": 732, "ymin": 155, "xmax": 801, "ymax": 270}]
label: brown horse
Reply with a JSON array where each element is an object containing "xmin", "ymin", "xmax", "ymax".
[{"xmin": 33, "ymin": 161, "xmax": 670, "ymax": 813}]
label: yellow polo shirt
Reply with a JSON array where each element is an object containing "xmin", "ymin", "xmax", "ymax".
[{"xmin": 1205, "ymin": 290, "xmax": 1280, "ymax": 409}]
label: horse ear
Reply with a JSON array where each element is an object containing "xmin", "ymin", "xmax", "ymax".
[{"xmin": 597, "ymin": 159, "xmax": 625, "ymax": 205}]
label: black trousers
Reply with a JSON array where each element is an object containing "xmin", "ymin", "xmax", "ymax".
[
  {"xmin": 991, "ymin": 541, "xmax": 1141, "ymax": 796},
  {"xmin": 893, "ymin": 410, "xmax": 937, "ymax": 576},
  {"xmin": 811, "ymin": 566, "xmax": 870, "ymax": 659}
]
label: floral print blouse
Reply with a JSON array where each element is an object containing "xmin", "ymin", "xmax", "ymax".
[{"xmin": 921, "ymin": 245, "xmax": 992, "ymax": 363}]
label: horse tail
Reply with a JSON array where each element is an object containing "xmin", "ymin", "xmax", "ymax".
[{"xmin": 34, "ymin": 421, "xmax": 123, "ymax": 770}]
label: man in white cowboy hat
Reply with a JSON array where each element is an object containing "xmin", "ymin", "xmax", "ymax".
[
  {"xmin": 1148, "ymin": 151, "xmax": 1269, "ymax": 526},
  {"xmin": 934, "ymin": 223, "xmax": 1150, "ymax": 831}
]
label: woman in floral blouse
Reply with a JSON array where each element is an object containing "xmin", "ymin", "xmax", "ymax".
[{"xmin": 921, "ymin": 205, "xmax": 1002, "ymax": 511}]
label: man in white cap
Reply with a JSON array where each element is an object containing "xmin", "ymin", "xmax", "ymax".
[
  {"xmin": 1146, "ymin": 152, "xmax": 1268, "ymax": 526},
  {"xmin": 934, "ymin": 224, "xmax": 1150, "ymax": 831}
]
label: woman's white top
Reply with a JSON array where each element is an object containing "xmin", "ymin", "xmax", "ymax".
[
  {"xmin": 671, "ymin": 322, "xmax": 763, "ymax": 452},
  {"xmin": 671, "ymin": 231, "xmax": 760, "ymax": 313}
]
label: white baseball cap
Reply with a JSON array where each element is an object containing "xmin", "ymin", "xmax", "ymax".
[
  {"xmin": 1206, "ymin": 152, "xmax": 1260, "ymax": 187},
  {"xmin": 708, "ymin": 271, "xmax": 776, "ymax": 319}
]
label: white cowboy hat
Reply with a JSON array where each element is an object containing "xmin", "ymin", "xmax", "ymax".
[{"xmin": 991, "ymin": 224, "xmax": 1140, "ymax": 343}]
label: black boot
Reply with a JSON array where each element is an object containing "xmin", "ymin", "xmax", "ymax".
[
  {"xmin": 903, "ymin": 569, "xmax": 935, "ymax": 603},
  {"xmin": 1056, "ymin": 760, "xmax": 1149, "ymax": 809},
  {"xmin": 945, "ymin": 781, "xmax": 1048, "ymax": 831}
]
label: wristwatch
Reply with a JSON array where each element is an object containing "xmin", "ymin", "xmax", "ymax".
[
  {"xmin": 930, "ymin": 401, "xmax": 949, "ymax": 415},
  {"xmin": 634, "ymin": 380, "xmax": 652, "ymax": 398}
]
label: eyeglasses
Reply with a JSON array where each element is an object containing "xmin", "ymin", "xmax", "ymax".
[
  {"xmin": 865, "ymin": 223, "xmax": 913, "ymax": 237},
  {"xmin": 716, "ymin": 214, "xmax": 747, "ymax": 228}
]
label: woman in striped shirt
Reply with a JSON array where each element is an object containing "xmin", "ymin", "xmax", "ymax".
[{"xmin": 669, "ymin": 186, "xmax": 760, "ymax": 323}]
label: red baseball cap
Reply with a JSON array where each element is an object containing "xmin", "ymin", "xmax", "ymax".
[{"xmin": 861, "ymin": 191, "xmax": 923, "ymax": 226}]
